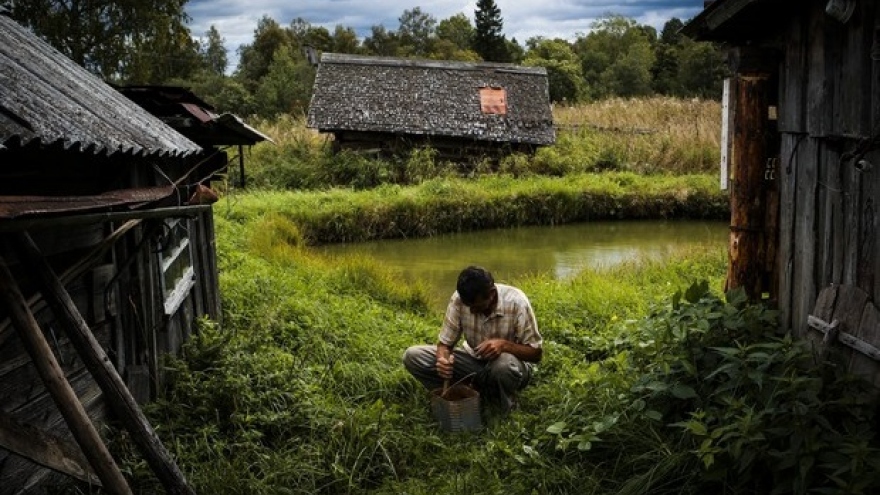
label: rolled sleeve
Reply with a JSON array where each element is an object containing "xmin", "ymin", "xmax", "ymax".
[{"xmin": 437, "ymin": 293, "xmax": 463, "ymax": 347}]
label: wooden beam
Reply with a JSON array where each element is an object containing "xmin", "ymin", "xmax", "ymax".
[
  {"xmin": 726, "ymin": 73, "xmax": 775, "ymax": 300},
  {"xmin": 0, "ymin": 256, "xmax": 133, "ymax": 495},
  {"xmin": 808, "ymin": 315, "xmax": 880, "ymax": 361},
  {"xmin": 11, "ymin": 232, "xmax": 197, "ymax": 495},
  {"xmin": 0, "ymin": 410, "xmax": 100, "ymax": 486}
]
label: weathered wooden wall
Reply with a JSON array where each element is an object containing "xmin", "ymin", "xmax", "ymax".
[
  {"xmin": 776, "ymin": 0, "xmax": 880, "ymax": 378},
  {"xmin": 0, "ymin": 166, "xmax": 222, "ymax": 489}
]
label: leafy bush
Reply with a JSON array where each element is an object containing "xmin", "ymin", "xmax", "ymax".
[{"xmin": 544, "ymin": 282, "xmax": 880, "ymax": 494}]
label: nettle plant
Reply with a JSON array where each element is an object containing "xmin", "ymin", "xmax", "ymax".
[{"xmin": 628, "ymin": 282, "xmax": 880, "ymax": 493}]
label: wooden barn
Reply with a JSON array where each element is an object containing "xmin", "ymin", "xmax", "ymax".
[
  {"xmin": 0, "ymin": 11, "xmax": 266, "ymax": 494},
  {"xmin": 307, "ymin": 53, "xmax": 556, "ymax": 160},
  {"xmin": 684, "ymin": 0, "xmax": 880, "ymax": 384}
]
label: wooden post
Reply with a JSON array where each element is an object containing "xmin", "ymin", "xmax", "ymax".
[
  {"xmin": 725, "ymin": 47, "xmax": 781, "ymax": 302},
  {"xmin": 0, "ymin": 257, "xmax": 133, "ymax": 495},
  {"xmin": 11, "ymin": 232, "xmax": 197, "ymax": 495}
]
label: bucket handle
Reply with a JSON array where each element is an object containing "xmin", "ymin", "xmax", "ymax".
[{"xmin": 441, "ymin": 373, "xmax": 477, "ymax": 399}]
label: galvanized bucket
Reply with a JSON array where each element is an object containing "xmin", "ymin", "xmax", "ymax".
[{"xmin": 430, "ymin": 384, "xmax": 482, "ymax": 433}]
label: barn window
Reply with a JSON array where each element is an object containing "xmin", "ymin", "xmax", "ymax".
[
  {"xmin": 157, "ymin": 218, "xmax": 195, "ymax": 315},
  {"xmin": 480, "ymin": 87, "xmax": 507, "ymax": 115}
]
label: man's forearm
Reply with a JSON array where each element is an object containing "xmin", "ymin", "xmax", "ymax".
[{"xmin": 506, "ymin": 342, "xmax": 542, "ymax": 363}]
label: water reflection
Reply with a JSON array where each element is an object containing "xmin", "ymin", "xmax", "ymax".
[{"xmin": 317, "ymin": 220, "xmax": 727, "ymax": 310}]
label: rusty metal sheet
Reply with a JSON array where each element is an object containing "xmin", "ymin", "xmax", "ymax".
[
  {"xmin": 480, "ymin": 87, "xmax": 507, "ymax": 115},
  {"xmin": 0, "ymin": 186, "xmax": 174, "ymax": 219}
]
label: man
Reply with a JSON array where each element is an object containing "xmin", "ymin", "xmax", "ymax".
[{"xmin": 403, "ymin": 266, "xmax": 543, "ymax": 412}]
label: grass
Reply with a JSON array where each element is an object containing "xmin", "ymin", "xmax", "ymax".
[
  {"xmin": 233, "ymin": 97, "xmax": 722, "ymax": 190},
  {"xmin": 109, "ymin": 208, "xmax": 731, "ymax": 494},
  {"xmin": 217, "ymin": 173, "xmax": 728, "ymax": 244}
]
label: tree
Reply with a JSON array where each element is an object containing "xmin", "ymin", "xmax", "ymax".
[
  {"xmin": 473, "ymin": 0, "xmax": 509, "ymax": 62},
  {"xmin": 363, "ymin": 25, "xmax": 401, "ymax": 56},
  {"xmin": 678, "ymin": 39, "xmax": 727, "ymax": 99},
  {"xmin": 236, "ymin": 16, "xmax": 292, "ymax": 86},
  {"xmin": 573, "ymin": 15, "xmax": 655, "ymax": 98},
  {"xmin": 331, "ymin": 25, "xmax": 361, "ymax": 54},
  {"xmin": 523, "ymin": 38, "xmax": 587, "ymax": 103},
  {"xmin": 254, "ymin": 45, "xmax": 315, "ymax": 117},
  {"xmin": 436, "ymin": 13, "xmax": 474, "ymax": 51},
  {"xmin": 201, "ymin": 25, "xmax": 228, "ymax": 75},
  {"xmin": 398, "ymin": 7, "xmax": 436, "ymax": 57},
  {"xmin": 10, "ymin": 0, "xmax": 196, "ymax": 82}
]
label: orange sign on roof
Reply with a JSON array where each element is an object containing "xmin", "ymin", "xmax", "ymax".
[{"xmin": 480, "ymin": 87, "xmax": 507, "ymax": 115}]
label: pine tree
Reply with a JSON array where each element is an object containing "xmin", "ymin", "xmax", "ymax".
[
  {"xmin": 202, "ymin": 25, "xmax": 228, "ymax": 76},
  {"xmin": 472, "ymin": 0, "xmax": 510, "ymax": 62}
]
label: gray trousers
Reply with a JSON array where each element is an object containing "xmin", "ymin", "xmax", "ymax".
[{"xmin": 402, "ymin": 344, "xmax": 532, "ymax": 410}]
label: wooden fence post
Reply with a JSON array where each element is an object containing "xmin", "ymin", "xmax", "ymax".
[
  {"xmin": 725, "ymin": 47, "xmax": 781, "ymax": 302},
  {"xmin": 0, "ymin": 256, "xmax": 133, "ymax": 495},
  {"xmin": 11, "ymin": 231, "xmax": 197, "ymax": 495}
]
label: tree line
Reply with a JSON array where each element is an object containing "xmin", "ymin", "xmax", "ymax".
[{"xmin": 7, "ymin": 0, "xmax": 727, "ymax": 119}]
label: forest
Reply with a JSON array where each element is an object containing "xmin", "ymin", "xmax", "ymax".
[{"xmin": 6, "ymin": 0, "xmax": 727, "ymax": 120}]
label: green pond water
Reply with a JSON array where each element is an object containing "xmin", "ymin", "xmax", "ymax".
[{"xmin": 317, "ymin": 220, "xmax": 728, "ymax": 310}]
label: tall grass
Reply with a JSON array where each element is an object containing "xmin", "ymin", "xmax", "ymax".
[
  {"xmin": 219, "ymin": 173, "xmax": 728, "ymax": 245},
  {"xmin": 232, "ymin": 97, "xmax": 722, "ymax": 190},
  {"xmin": 93, "ymin": 196, "xmax": 880, "ymax": 495}
]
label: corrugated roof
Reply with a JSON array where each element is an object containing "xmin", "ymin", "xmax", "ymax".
[
  {"xmin": 117, "ymin": 85, "xmax": 273, "ymax": 146},
  {"xmin": 307, "ymin": 53, "xmax": 555, "ymax": 146},
  {"xmin": 681, "ymin": 0, "xmax": 799, "ymax": 43},
  {"xmin": 0, "ymin": 186, "xmax": 174, "ymax": 219},
  {"xmin": 0, "ymin": 14, "xmax": 202, "ymax": 157}
]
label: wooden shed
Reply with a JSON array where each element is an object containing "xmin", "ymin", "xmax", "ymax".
[
  {"xmin": 684, "ymin": 0, "xmax": 880, "ymax": 384},
  {"xmin": 307, "ymin": 53, "xmax": 556, "ymax": 160},
  {"xmin": 0, "ymin": 11, "xmax": 260, "ymax": 493}
]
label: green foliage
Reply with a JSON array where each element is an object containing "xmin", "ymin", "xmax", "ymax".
[
  {"xmin": 222, "ymin": 173, "xmax": 729, "ymax": 245},
  {"xmin": 253, "ymin": 45, "xmax": 315, "ymax": 117},
  {"xmin": 473, "ymin": 0, "xmax": 510, "ymax": 62},
  {"xmin": 622, "ymin": 284, "xmax": 880, "ymax": 493},
  {"xmin": 523, "ymin": 38, "xmax": 588, "ymax": 103},
  {"xmin": 10, "ymin": 0, "xmax": 199, "ymax": 83}
]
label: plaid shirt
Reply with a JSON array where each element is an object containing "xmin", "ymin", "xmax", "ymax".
[{"xmin": 438, "ymin": 284, "xmax": 542, "ymax": 358}]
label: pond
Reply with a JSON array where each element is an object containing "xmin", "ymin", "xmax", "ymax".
[{"xmin": 317, "ymin": 220, "xmax": 728, "ymax": 310}]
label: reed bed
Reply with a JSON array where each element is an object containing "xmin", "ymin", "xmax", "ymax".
[{"xmin": 232, "ymin": 97, "xmax": 723, "ymax": 190}]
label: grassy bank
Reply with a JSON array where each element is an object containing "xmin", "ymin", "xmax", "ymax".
[
  {"xmin": 219, "ymin": 173, "xmax": 727, "ymax": 244},
  {"xmin": 101, "ymin": 203, "xmax": 880, "ymax": 495},
  {"xmin": 237, "ymin": 97, "xmax": 721, "ymax": 190}
]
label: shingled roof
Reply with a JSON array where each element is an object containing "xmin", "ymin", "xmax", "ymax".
[
  {"xmin": 0, "ymin": 12, "xmax": 201, "ymax": 157},
  {"xmin": 307, "ymin": 53, "xmax": 555, "ymax": 146}
]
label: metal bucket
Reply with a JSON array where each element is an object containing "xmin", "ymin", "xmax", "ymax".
[{"xmin": 430, "ymin": 384, "xmax": 482, "ymax": 433}]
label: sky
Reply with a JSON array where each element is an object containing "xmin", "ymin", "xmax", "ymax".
[{"xmin": 186, "ymin": 0, "xmax": 707, "ymax": 71}]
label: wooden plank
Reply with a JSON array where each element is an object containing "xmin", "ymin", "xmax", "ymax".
[
  {"xmin": 842, "ymin": 146, "xmax": 861, "ymax": 286},
  {"xmin": 791, "ymin": 138, "xmax": 820, "ymax": 337},
  {"xmin": 851, "ymin": 303, "xmax": 880, "ymax": 388},
  {"xmin": 806, "ymin": 3, "xmax": 830, "ymax": 136},
  {"xmin": 857, "ymin": 152, "xmax": 877, "ymax": 293},
  {"xmin": 830, "ymin": 284, "xmax": 870, "ymax": 364},
  {"xmin": 12, "ymin": 232, "xmax": 196, "ymax": 495},
  {"xmin": 0, "ymin": 410, "xmax": 100, "ymax": 486},
  {"xmin": 778, "ymin": 6, "xmax": 807, "ymax": 134},
  {"xmin": 806, "ymin": 284, "xmax": 839, "ymax": 351},
  {"xmin": 777, "ymin": 133, "xmax": 800, "ymax": 333},
  {"xmin": 0, "ymin": 255, "xmax": 133, "ymax": 495},
  {"xmin": 833, "ymin": 3, "xmax": 871, "ymax": 137}
]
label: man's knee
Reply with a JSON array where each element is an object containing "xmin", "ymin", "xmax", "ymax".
[
  {"xmin": 488, "ymin": 353, "xmax": 525, "ymax": 382},
  {"xmin": 403, "ymin": 345, "xmax": 434, "ymax": 372}
]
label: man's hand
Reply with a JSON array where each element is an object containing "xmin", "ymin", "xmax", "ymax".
[
  {"xmin": 436, "ymin": 344, "xmax": 454, "ymax": 380},
  {"xmin": 436, "ymin": 354, "xmax": 454, "ymax": 380},
  {"xmin": 474, "ymin": 339, "xmax": 508, "ymax": 360}
]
